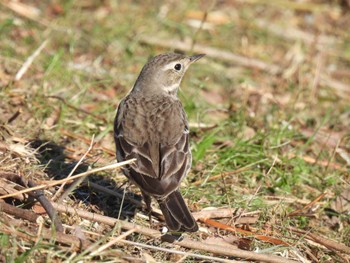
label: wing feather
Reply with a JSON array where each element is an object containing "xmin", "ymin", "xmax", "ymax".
[{"xmin": 114, "ymin": 95, "xmax": 191, "ymax": 197}]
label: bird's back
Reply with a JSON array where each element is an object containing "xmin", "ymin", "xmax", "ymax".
[
  {"xmin": 116, "ymin": 94, "xmax": 187, "ymax": 146},
  {"xmin": 114, "ymin": 93, "xmax": 191, "ymax": 197}
]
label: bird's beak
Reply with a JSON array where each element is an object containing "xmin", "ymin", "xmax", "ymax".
[{"xmin": 188, "ymin": 54, "xmax": 205, "ymax": 64}]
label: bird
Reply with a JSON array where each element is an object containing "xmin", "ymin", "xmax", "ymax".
[{"xmin": 114, "ymin": 53, "xmax": 205, "ymax": 232}]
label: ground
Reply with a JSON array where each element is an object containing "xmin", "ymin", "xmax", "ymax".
[{"xmin": 0, "ymin": 0, "xmax": 349, "ymax": 262}]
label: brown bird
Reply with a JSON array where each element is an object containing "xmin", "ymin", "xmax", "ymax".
[{"xmin": 114, "ymin": 53, "xmax": 204, "ymax": 232}]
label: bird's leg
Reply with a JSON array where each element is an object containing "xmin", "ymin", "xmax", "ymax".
[{"xmin": 141, "ymin": 191, "xmax": 153, "ymax": 226}]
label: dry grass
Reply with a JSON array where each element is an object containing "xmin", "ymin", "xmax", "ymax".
[{"xmin": 0, "ymin": 0, "xmax": 350, "ymax": 262}]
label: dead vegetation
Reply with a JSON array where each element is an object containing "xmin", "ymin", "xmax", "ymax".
[{"xmin": 0, "ymin": 0, "xmax": 350, "ymax": 262}]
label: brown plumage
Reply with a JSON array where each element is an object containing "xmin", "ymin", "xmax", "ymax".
[{"xmin": 114, "ymin": 53, "xmax": 204, "ymax": 232}]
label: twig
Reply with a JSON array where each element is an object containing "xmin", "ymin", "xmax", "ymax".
[
  {"xmin": 120, "ymin": 239, "xmax": 239, "ymax": 263},
  {"xmin": 89, "ymin": 229, "xmax": 136, "ymax": 256},
  {"xmin": 47, "ymin": 96, "xmax": 107, "ymax": 122},
  {"xmin": 0, "ymin": 173, "xmax": 26, "ymax": 201},
  {"xmin": 0, "ymin": 221, "xmax": 90, "ymax": 250},
  {"xmin": 0, "ymin": 201, "xmax": 38, "ymax": 222},
  {"xmin": 60, "ymin": 128, "xmax": 114, "ymax": 155},
  {"xmin": 199, "ymin": 218, "xmax": 290, "ymax": 247},
  {"xmin": 65, "ymin": 225, "xmax": 239, "ymax": 263},
  {"xmin": 288, "ymin": 193, "xmax": 326, "ymax": 217},
  {"xmin": 186, "ymin": 12, "xmax": 337, "ymax": 46},
  {"xmin": 139, "ymin": 35, "xmax": 282, "ymax": 74},
  {"xmin": 83, "ymin": 180, "xmax": 164, "ymax": 219},
  {"xmin": 0, "ymin": 172, "xmax": 63, "ymax": 232},
  {"xmin": 311, "ymin": 51, "xmax": 326, "ymax": 99},
  {"xmin": 255, "ymin": 19, "xmax": 337, "ymax": 47},
  {"xmin": 34, "ymin": 178, "xmax": 161, "ymax": 216},
  {"xmin": 192, "ymin": 208, "xmax": 234, "ymax": 220},
  {"xmin": 140, "ymin": 35, "xmax": 350, "ymax": 97},
  {"xmin": 236, "ymin": 156, "xmax": 277, "ymax": 224},
  {"xmin": 51, "ymin": 202, "xmax": 296, "ymax": 263},
  {"xmin": 287, "ymin": 153, "xmax": 346, "ymax": 171},
  {"xmin": 84, "ymin": 181, "xmax": 143, "ymax": 208},
  {"xmin": 7, "ymin": 109, "xmax": 22, "ymax": 124},
  {"xmin": 264, "ymin": 195, "xmax": 326, "ymax": 206},
  {"xmin": 288, "ymin": 227, "xmax": 350, "ymax": 255},
  {"xmin": 240, "ymin": 0, "xmax": 331, "ymax": 12},
  {"xmin": 189, "ymin": 1, "xmax": 214, "ymax": 52},
  {"xmin": 15, "ymin": 39, "xmax": 49, "ymax": 81},
  {"xmin": 4, "ymin": 1, "xmax": 41, "ymax": 20},
  {"xmin": 53, "ymin": 135, "xmax": 95, "ymax": 201},
  {"xmin": 0, "ymin": 159, "xmax": 135, "ymax": 200},
  {"xmin": 320, "ymin": 76, "xmax": 350, "ymax": 96},
  {"xmin": 27, "ymin": 179, "xmax": 64, "ymax": 232},
  {"xmin": 193, "ymin": 208, "xmax": 259, "ymax": 224},
  {"xmin": 2, "ymin": 1, "xmax": 69, "ymax": 32},
  {"xmin": 192, "ymin": 165, "xmax": 251, "ymax": 186}
]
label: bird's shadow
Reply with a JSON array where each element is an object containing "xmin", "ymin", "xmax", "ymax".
[{"xmin": 29, "ymin": 139, "xmax": 141, "ymax": 219}]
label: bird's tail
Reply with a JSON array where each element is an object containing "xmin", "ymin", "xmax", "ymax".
[{"xmin": 158, "ymin": 190, "xmax": 198, "ymax": 232}]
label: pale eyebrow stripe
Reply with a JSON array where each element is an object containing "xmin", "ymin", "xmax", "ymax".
[{"xmin": 161, "ymin": 61, "xmax": 183, "ymax": 71}]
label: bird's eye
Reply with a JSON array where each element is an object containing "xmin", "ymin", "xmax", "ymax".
[{"xmin": 174, "ymin": 64, "xmax": 182, "ymax": 71}]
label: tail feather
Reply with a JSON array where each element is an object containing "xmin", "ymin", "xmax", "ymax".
[{"xmin": 158, "ymin": 190, "xmax": 198, "ymax": 232}]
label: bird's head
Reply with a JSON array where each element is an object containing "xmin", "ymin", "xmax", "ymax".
[{"xmin": 132, "ymin": 53, "xmax": 205, "ymax": 96}]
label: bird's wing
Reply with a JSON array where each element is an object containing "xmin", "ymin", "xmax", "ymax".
[
  {"xmin": 114, "ymin": 96, "xmax": 191, "ymax": 186},
  {"xmin": 159, "ymin": 115, "xmax": 191, "ymax": 182},
  {"xmin": 114, "ymin": 96, "xmax": 159, "ymax": 178}
]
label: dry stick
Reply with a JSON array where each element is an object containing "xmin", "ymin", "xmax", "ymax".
[
  {"xmin": 0, "ymin": 159, "xmax": 135, "ymax": 200},
  {"xmin": 84, "ymin": 181, "xmax": 142, "ymax": 208},
  {"xmin": 140, "ymin": 36, "xmax": 350, "ymax": 97},
  {"xmin": 33, "ymin": 178, "xmax": 157, "ymax": 215},
  {"xmin": 0, "ymin": 172, "xmax": 64, "ymax": 232},
  {"xmin": 0, "ymin": 174, "xmax": 26, "ymax": 201},
  {"xmin": 2, "ymin": 1, "xmax": 69, "ymax": 32},
  {"xmin": 52, "ymin": 202, "xmax": 296, "ymax": 263},
  {"xmin": 27, "ymin": 179, "xmax": 64, "ymax": 232},
  {"xmin": 65, "ymin": 225, "xmax": 239, "ymax": 263},
  {"xmin": 192, "ymin": 207, "xmax": 236, "ymax": 220},
  {"xmin": 332, "ymin": 251, "xmax": 350, "ymax": 263},
  {"xmin": 139, "ymin": 35, "xmax": 282, "ymax": 74},
  {"xmin": 0, "ymin": 223, "xmax": 90, "ymax": 250},
  {"xmin": 199, "ymin": 218, "xmax": 290, "ymax": 247},
  {"xmin": 189, "ymin": 2, "xmax": 212, "ymax": 52},
  {"xmin": 186, "ymin": 12, "xmax": 336, "ymax": 46},
  {"xmin": 288, "ymin": 192, "xmax": 326, "ymax": 217},
  {"xmin": 63, "ymin": 147, "xmax": 111, "ymax": 166},
  {"xmin": 61, "ymin": 128, "xmax": 114, "ymax": 155},
  {"xmin": 311, "ymin": 51, "xmax": 326, "ymax": 99},
  {"xmin": 84, "ymin": 180, "xmax": 173, "ymax": 218},
  {"xmin": 0, "ymin": 201, "xmax": 39, "ymax": 222},
  {"xmin": 254, "ymin": 19, "xmax": 336, "ymax": 47},
  {"xmin": 53, "ymin": 135, "xmax": 95, "ymax": 201},
  {"xmin": 298, "ymin": 244, "xmax": 319, "ymax": 263},
  {"xmin": 64, "ymin": 147, "xmax": 103, "ymax": 163},
  {"xmin": 236, "ymin": 156, "xmax": 278, "ymax": 224},
  {"xmin": 288, "ymin": 227, "xmax": 350, "ymax": 255},
  {"xmin": 47, "ymin": 96, "xmax": 107, "ymax": 122},
  {"xmin": 7, "ymin": 109, "xmax": 22, "ymax": 124},
  {"xmin": 120, "ymin": 239, "xmax": 239, "ymax": 263},
  {"xmin": 287, "ymin": 153, "xmax": 346, "ymax": 171},
  {"xmin": 248, "ymin": 0, "xmax": 331, "ymax": 12},
  {"xmin": 264, "ymin": 196, "xmax": 309, "ymax": 205},
  {"xmin": 192, "ymin": 166, "xmax": 250, "ymax": 186},
  {"xmin": 320, "ymin": 76, "xmax": 350, "ymax": 95},
  {"xmin": 15, "ymin": 39, "xmax": 49, "ymax": 81},
  {"xmin": 89, "ymin": 229, "xmax": 136, "ymax": 257}
]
